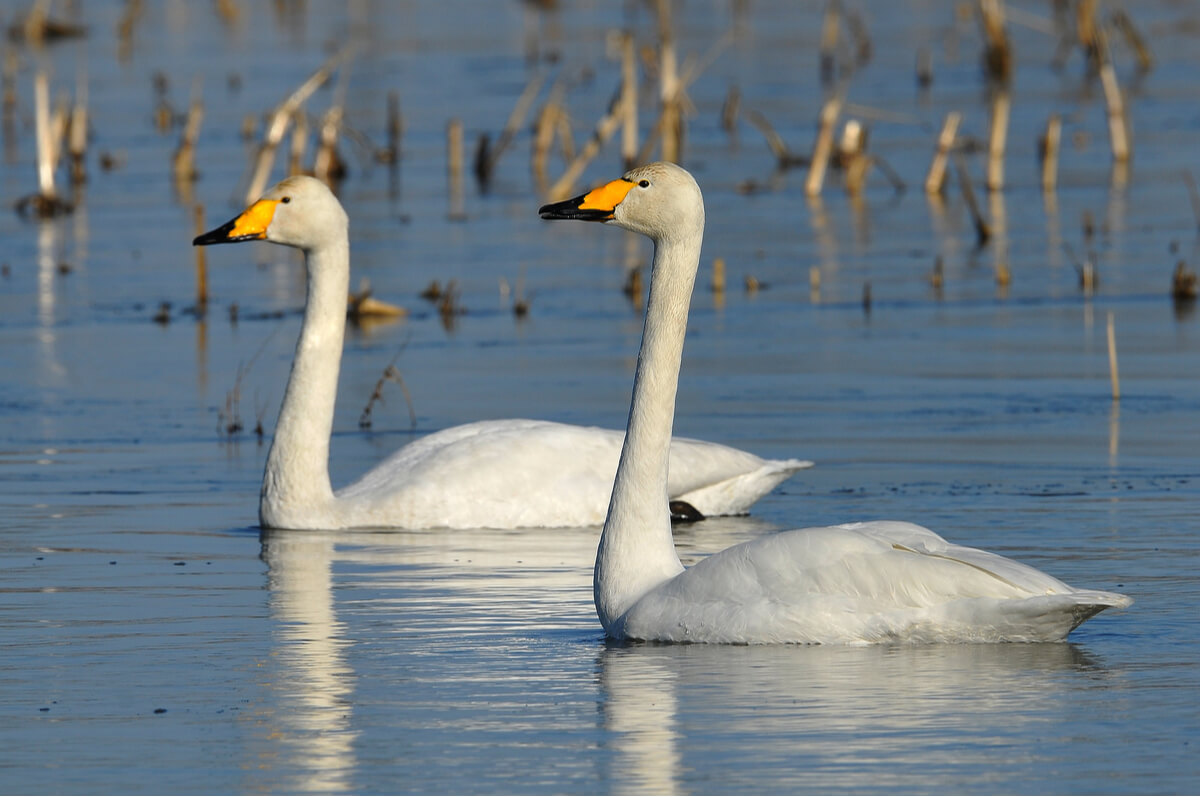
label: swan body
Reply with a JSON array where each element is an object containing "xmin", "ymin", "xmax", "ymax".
[
  {"xmin": 538, "ymin": 162, "xmax": 1130, "ymax": 644},
  {"xmin": 193, "ymin": 175, "xmax": 811, "ymax": 530}
]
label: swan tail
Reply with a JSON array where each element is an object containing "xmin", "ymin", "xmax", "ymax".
[
  {"xmin": 1059, "ymin": 589, "xmax": 1133, "ymax": 631},
  {"xmin": 930, "ymin": 590, "xmax": 1133, "ymax": 643},
  {"xmin": 673, "ymin": 459, "xmax": 814, "ymax": 517}
]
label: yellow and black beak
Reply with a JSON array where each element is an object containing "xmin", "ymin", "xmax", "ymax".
[
  {"xmin": 539, "ymin": 177, "xmax": 636, "ymax": 222},
  {"xmin": 193, "ymin": 198, "xmax": 280, "ymax": 246}
]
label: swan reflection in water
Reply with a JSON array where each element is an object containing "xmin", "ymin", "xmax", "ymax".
[
  {"xmin": 256, "ymin": 531, "xmax": 359, "ymax": 794},
  {"xmin": 598, "ymin": 640, "xmax": 1111, "ymax": 794},
  {"xmin": 250, "ymin": 516, "xmax": 1115, "ymax": 794}
]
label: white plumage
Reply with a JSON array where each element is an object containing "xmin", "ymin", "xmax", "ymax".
[
  {"xmin": 193, "ymin": 175, "xmax": 810, "ymax": 530},
  {"xmin": 539, "ymin": 162, "xmax": 1130, "ymax": 644}
]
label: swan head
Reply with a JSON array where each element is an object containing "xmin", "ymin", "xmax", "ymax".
[
  {"xmin": 193, "ymin": 175, "xmax": 349, "ymax": 252},
  {"xmin": 539, "ymin": 161, "xmax": 703, "ymax": 242}
]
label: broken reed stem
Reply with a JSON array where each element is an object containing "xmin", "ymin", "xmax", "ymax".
[
  {"xmin": 1106, "ymin": 311, "xmax": 1120, "ymax": 401},
  {"xmin": 1183, "ymin": 171, "xmax": 1200, "ymax": 231},
  {"xmin": 986, "ymin": 90, "xmax": 1010, "ymax": 191},
  {"xmin": 954, "ymin": 151, "xmax": 991, "ymax": 245},
  {"xmin": 1110, "ymin": 9, "xmax": 1153, "ymax": 72},
  {"xmin": 360, "ymin": 357, "xmax": 417, "ymax": 431},
  {"xmin": 840, "ymin": 120, "xmax": 869, "ymax": 195},
  {"xmin": 871, "ymin": 153, "xmax": 907, "ymax": 193},
  {"xmin": 312, "ymin": 105, "xmax": 343, "ymax": 183},
  {"xmin": 546, "ymin": 83, "xmax": 623, "ymax": 201},
  {"xmin": 845, "ymin": 9, "xmax": 872, "ymax": 68},
  {"xmin": 711, "ymin": 256, "xmax": 725, "ymax": 293},
  {"xmin": 49, "ymin": 93, "xmax": 70, "ymax": 173},
  {"xmin": 172, "ymin": 76, "xmax": 204, "ymax": 182},
  {"xmin": 386, "ymin": 90, "xmax": 402, "ymax": 161},
  {"xmin": 68, "ymin": 88, "xmax": 88, "ymax": 184},
  {"xmin": 1040, "ymin": 113, "xmax": 1061, "ymax": 193},
  {"xmin": 194, "ymin": 203, "xmax": 209, "ymax": 308},
  {"xmin": 744, "ymin": 108, "xmax": 794, "ymax": 166},
  {"xmin": 487, "ymin": 71, "xmax": 546, "ymax": 177},
  {"xmin": 620, "ymin": 31, "xmax": 638, "ymax": 170},
  {"xmin": 447, "ymin": 118, "xmax": 466, "ymax": 220},
  {"xmin": 1076, "ymin": 0, "xmax": 1100, "ymax": 69},
  {"xmin": 721, "ymin": 84, "xmax": 741, "ymax": 135},
  {"xmin": 1097, "ymin": 29, "xmax": 1130, "ymax": 163},
  {"xmin": 656, "ymin": 0, "xmax": 682, "ymax": 163},
  {"xmin": 245, "ymin": 45, "xmax": 352, "ymax": 204},
  {"xmin": 34, "ymin": 69, "xmax": 56, "ymax": 199},
  {"xmin": 287, "ymin": 109, "xmax": 308, "ymax": 175},
  {"xmin": 530, "ymin": 101, "xmax": 558, "ymax": 193},
  {"xmin": 67, "ymin": 61, "xmax": 88, "ymax": 184},
  {"xmin": 979, "ymin": 0, "xmax": 1012, "ymax": 84},
  {"xmin": 924, "ymin": 110, "xmax": 961, "ymax": 195},
  {"xmin": 314, "ymin": 58, "xmax": 352, "ymax": 184},
  {"xmin": 819, "ymin": 0, "xmax": 841, "ymax": 86},
  {"xmin": 916, "ymin": 46, "xmax": 933, "ymax": 88},
  {"xmin": 3, "ymin": 50, "xmax": 17, "ymax": 116},
  {"xmin": 805, "ymin": 93, "xmax": 843, "ymax": 197}
]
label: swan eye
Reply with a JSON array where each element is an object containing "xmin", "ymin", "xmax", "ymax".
[
  {"xmin": 638, "ymin": 180, "xmax": 650, "ymax": 188},
  {"xmin": 281, "ymin": 196, "xmax": 291, "ymax": 204}
]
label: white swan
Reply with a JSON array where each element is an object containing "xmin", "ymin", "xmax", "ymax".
[
  {"xmin": 193, "ymin": 175, "xmax": 811, "ymax": 530},
  {"xmin": 538, "ymin": 162, "xmax": 1131, "ymax": 643}
]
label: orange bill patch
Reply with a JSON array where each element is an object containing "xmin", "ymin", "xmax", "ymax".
[
  {"xmin": 578, "ymin": 178, "xmax": 636, "ymax": 214},
  {"xmin": 228, "ymin": 198, "xmax": 280, "ymax": 240}
]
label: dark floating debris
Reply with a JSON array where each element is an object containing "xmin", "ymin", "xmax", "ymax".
[{"xmin": 1172, "ymin": 261, "xmax": 1197, "ymax": 301}]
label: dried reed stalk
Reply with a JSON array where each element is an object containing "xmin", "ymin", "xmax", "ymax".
[
  {"xmin": 1110, "ymin": 9, "xmax": 1153, "ymax": 72},
  {"xmin": 172, "ymin": 76, "xmax": 204, "ymax": 183},
  {"xmin": 924, "ymin": 111, "xmax": 961, "ymax": 195},
  {"xmin": 711, "ymin": 257, "xmax": 725, "ymax": 293},
  {"xmin": 979, "ymin": 0, "xmax": 1012, "ymax": 84},
  {"xmin": 244, "ymin": 46, "xmax": 352, "ymax": 204},
  {"xmin": 1097, "ymin": 29, "xmax": 1130, "ymax": 163},
  {"xmin": 1076, "ymin": 0, "xmax": 1100, "ymax": 70},
  {"xmin": 447, "ymin": 118, "xmax": 466, "ymax": 220},
  {"xmin": 287, "ymin": 109, "xmax": 308, "ymax": 175},
  {"xmin": 953, "ymin": 151, "xmax": 991, "ymax": 245},
  {"xmin": 34, "ymin": 69, "xmax": 57, "ymax": 200},
  {"xmin": 312, "ymin": 105, "xmax": 344, "ymax": 184},
  {"xmin": 68, "ymin": 88, "xmax": 88, "ymax": 184},
  {"xmin": 656, "ymin": 0, "xmax": 681, "ymax": 163},
  {"xmin": 385, "ymin": 90, "xmax": 402, "ymax": 163},
  {"xmin": 1106, "ymin": 312, "xmax": 1120, "ymax": 401},
  {"xmin": 721, "ymin": 85, "xmax": 741, "ymax": 135},
  {"xmin": 620, "ymin": 32, "xmax": 638, "ymax": 169},
  {"xmin": 484, "ymin": 72, "xmax": 546, "ymax": 181},
  {"xmin": 546, "ymin": 84, "xmax": 623, "ymax": 201},
  {"xmin": 1183, "ymin": 171, "xmax": 1200, "ymax": 231},
  {"xmin": 194, "ymin": 204, "xmax": 209, "ymax": 308},
  {"xmin": 819, "ymin": 0, "xmax": 840, "ymax": 86},
  {"xmin": 804, "ymin": 93, "xmax": 843, "ymax": 197},
  {"xmin": 840, "ymin": 120, "xmax": 870, "ymax": 195},
  {"xmin": 744, "ymin": 109, "xmax": 806, "ymax": 170},
  {"xmin": 986, "ymin": 90, "xmax": 1010, "ymax": 191},
  {"xmin": 1040, "ymin": 113, "xmax": 1061, "ymax": 193}
]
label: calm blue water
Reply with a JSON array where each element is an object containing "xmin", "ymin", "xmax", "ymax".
[{"xmin": 2, "ymin": 1, "xmax": 1199, "ymax": 793}]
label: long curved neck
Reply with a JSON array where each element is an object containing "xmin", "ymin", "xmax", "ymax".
[
  {"xmin": 595, "ymin": 227, "xmax": 701, "ymax": 630},
  {"xmin": 260, "ymin": 239, "xmax": 349, "ymax": 528}
]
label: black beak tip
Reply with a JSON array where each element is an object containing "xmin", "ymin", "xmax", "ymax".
[{"xmin": 192, "ymin": 218, "xmax": 241, "ymax": 247}]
